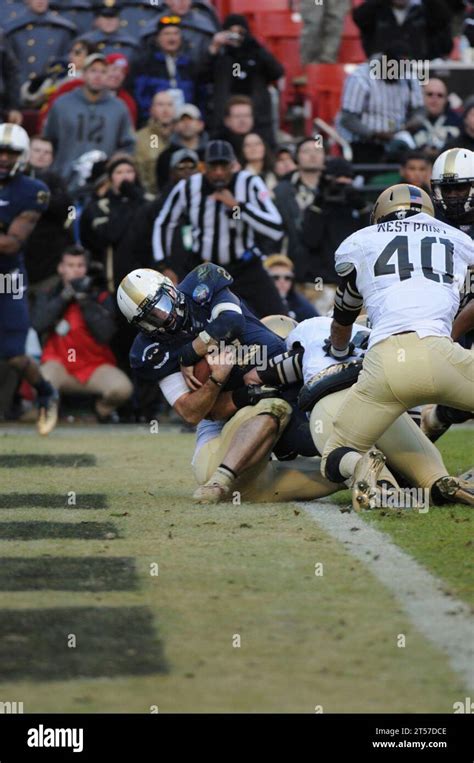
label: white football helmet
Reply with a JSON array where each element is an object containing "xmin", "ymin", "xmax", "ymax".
[
  {"xmin": 117, "ymin": 269, "xmax": 186, "ymax": 336},
  {"xmin": 0, "ymin": 123, "xmax": 30, "ymax": 178},
  {"xmin": 431, "ymin": 148, "xmax": 474, "ymax": 225},
  {"xmin": 261, "ymin": 314, "xmax": 298, "ymax": 339}
]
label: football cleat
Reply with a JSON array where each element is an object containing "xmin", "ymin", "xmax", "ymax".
[
  {"xmin": 36, "ymin": 387, "xmax": 59, "ymax": 436},
  {"xmin": 458, "ymin": 468, "xmax": 474, "ymax": 484},
  {"xmin": 433, "ymin": 475, "xmax": 474, "ymax": 507},
  {"xmin": 351, "ymin": 449, "xmax": 387, "ymax": 511},
  {"xmin": 421, "ymin": 404, "xmax": 450, "ymax": 442},
  {"xmin": 193, "ymin": 482, "xmax": 231, "ymax": 505}
]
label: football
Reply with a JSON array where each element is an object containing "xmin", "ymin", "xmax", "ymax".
[{"xmin": 194, "ymin": 356, "xmax": 211, "ymax": 384}]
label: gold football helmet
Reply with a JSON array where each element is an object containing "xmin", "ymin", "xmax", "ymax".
[
  {"xmin": 371, "ymin": 184, "xmax": 434, "ymax": 225},
  {"xmin": 261, "ymin": 314, "xmax": 298, "ymax": 339}
]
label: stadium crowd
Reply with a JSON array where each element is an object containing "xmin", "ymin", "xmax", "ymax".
[{"xmin": 0, "ymin": 0, "xmax": 473, "ymax": 428}]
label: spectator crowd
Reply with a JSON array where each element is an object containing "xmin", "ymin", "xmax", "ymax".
[{"xmin": 0, "ymin": 0, "xmax": 473, "ymax": 424}]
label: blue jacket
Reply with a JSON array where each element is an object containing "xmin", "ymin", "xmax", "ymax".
[{"xmin": 128, "ymin": 46, "xmax": 208, "ymax": 126}]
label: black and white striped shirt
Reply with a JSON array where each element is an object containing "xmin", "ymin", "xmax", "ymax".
[
  {"xmin": 152, "ymin": 170, "xmax": 284, "ymax": 266},
  {"xmin": 337, "ymin": 61, "xmax": 424, "ymax": 140}
]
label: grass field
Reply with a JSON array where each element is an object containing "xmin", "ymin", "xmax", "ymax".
[{"xmin": 0, "ymin": 424, "xmax": 472, "ymax": 713}]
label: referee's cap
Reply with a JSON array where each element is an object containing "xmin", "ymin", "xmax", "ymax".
[
  {"xmin": 205, "ymin": 140, "xmax": 236, "ymax": 165},
  {"xmin": 170, "ymin": 148, "xmax": 199, "ymax": 168}
]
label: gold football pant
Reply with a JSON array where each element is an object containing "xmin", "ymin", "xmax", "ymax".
[
  {"xmin": 311, "ymin": 389, "xmax": 448, "ymax": 489},
  {"xmin": 193, "ymin": 400, "xmax": 339, "ymax": 502},
  {"xmin": 321, "ymin": 334, "xmax": 474, "ymax": 479}
]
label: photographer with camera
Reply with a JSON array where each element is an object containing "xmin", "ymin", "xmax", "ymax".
[
  {"xmin": 301, "ymin": 158, "xmax": 370, "ymax": 314},
  {"xmin": 32, "ymin": 244, "xmax": 132, "ymax": 423},
  {"xmin": 80, "ymin": 154, "xmax": 153, "ymax": 291},
  {"xmin": 208, "ymin": 14, "xmax": 284, "ymax": 148}
]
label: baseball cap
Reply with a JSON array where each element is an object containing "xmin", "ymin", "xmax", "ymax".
[
  {"xmin": 170, "ymin": 148, "xmax": 199, "ymax": 168},
  {"xmin": 106, "ymin": 53, "xmax": 129, "ymax": 71},
  {"xmin": 205, "ymin": 140, "xmax": 236, "ymax": 165},
  {"xmin": 83, "ymin": 53, "xmax": 107, "ymax": 69},
  {"xmin": 176, "ymin": 104, "xmax": 202, "ymax": 120}
]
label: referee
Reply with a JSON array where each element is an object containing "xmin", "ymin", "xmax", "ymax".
[{"xmin": 152, "ymin": 140, "xmax": 287, "ymax": 317}]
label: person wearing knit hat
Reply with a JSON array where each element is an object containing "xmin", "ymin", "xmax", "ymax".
[
  {"xmin": 80, "ymin": 151, "xmax": 152, "ymax": 299},
  {"xmin": 127, "ymin": 10, "xmax": 210, "ymax": 127},
  {"xmin": 207, "ymin": 12, "xmax": 284, "ymax": 148},
  {"xmin": 105, "ymin": 53, "xmax": 138, "ymax": 127},
  {"xmin": 139, "ymin": 0, "xmax": 220, "ymax": 67}
]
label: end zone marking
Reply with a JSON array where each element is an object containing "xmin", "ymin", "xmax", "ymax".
[
  {"xmin": 0, "ymin": 606, "xmax": 168, "ymax": 681},
  {"xmin": 0, "ymin": 494, "xmax": 107, "ymax": 509},
  {"xmin": 0, "ymin": 454, "xmax": 96, "ymax": 468},
  {"xmin": 0, "ymin": 557, "xmax": 138, "ymax": 591},
  {"xmin": 0, "ymin": 522, "xmax": 119, "ymax": 540}
]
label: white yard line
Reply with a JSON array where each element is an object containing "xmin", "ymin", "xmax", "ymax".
[{"xmin": 303, "ymin": 500, "xmax": 474, "ymax": 690}]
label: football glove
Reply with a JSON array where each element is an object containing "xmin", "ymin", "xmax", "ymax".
[{"xmin": 323, "ymin": 338, "xmax": 355, "ymax": 361}]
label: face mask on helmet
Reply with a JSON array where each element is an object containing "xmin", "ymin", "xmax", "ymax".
[
  {"xmin": 0, "ymin": 147, "xmax": 22, "ymax": 180},
  {"xmin": 134, "ymin": 282, "xmax": 186, "ymax": 336},
  {"xmin": 432, "ymin": 180, "xmax": 474, "ymax": 225}
]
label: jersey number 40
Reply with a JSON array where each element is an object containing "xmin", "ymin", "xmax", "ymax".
[{"xmin": 374, "ymin": 235, "xmax": 454, "ymax": 284}]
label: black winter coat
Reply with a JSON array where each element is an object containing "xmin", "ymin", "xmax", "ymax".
[
  {"xmin": 209, "ymin": 35, "xmax": 284, "ymax": 147},
  {"xmin": 79, "ymin": 184, "xmax": 150, "ymax": 291},
  {"xmin": 24, "ymin": 168, "xmax": 74, "ymax": 284},
  {"xmin": 353, "ymin": 0, "xmax": 453, "ymax": 60}
]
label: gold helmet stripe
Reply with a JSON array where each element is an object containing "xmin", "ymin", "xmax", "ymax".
[
  {"xmin": 122, "ymin": 275, "xmax": 148, "ymax": 308},
  {"xmin": 2, "ymin": 123, "xmax": 13, "ymax": 145},
  {"xmin": 443, "ymin": 148, "xmax": 460, "ymax": 178}
]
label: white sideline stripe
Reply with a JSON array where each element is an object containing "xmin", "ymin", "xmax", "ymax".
[{"xmin": 302, "ymin": 501, "xmax": 474, "ymax": 690}]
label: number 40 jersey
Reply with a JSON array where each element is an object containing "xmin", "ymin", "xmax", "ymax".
[{"xmin": 335, "ymin": 212, "xmax": 474, "ymax": 348}]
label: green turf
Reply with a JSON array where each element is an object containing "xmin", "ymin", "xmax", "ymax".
[
  {"xmin": 0, "ymin": 427, "xmax": 469, "ymax": 712},
  {"xmin": 361, "ymin": 430, "xmax": 474, "ymax": 608}
]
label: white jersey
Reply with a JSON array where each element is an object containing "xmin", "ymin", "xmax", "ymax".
[
  {"xmin": 335, "ymin": 212, "xmax": 474, "ymax": 348},
  {"xmin": 287, "ymin": 317, "xmax": 367, "ymax": 383}
]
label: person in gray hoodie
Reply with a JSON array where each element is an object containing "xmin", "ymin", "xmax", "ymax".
[{"xmin": 42, "ymin": 53, "xmax": 135, "ymax": 184}]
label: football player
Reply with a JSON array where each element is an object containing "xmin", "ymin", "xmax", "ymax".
[
  {"xmin": 117, "ymin": 265, "xmax": 313, "ymax": 503},
  {"xmin": 0, "ymin": 124, "xmax": 58, "ymax": 435},
  {"xmin": 318, "ymin": 184, "xmax": 474, "ymax": 510},
  {"xmin": 285, "ymin": 315, "xmax": 472, "ymax": 507},
  {"xmin": 421, "ymin": 147, "xmax": 474, "ymax": 440},
  {"xmin": 192, "ymin": 314, "xmax": 340, "ymax": 504}
]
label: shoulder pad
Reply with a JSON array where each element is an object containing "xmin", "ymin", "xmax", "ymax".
[
  {"xmin": 298, "ymin": 360, "xmax": 363, "ymax": 412},
  {"xmin": 179, "ymin": 263, "xmax": 234, "ymax": 305},
  {"xmin": 336, "ymin": 262, "xmax": 355, "ymax": 277},
  {"xmin": 19, "ymin": 177, "xmax": 50, "ymax": 212},
  {"xmin": 130, "ymin": 337, "xmax": 180, "ymax": 378}
]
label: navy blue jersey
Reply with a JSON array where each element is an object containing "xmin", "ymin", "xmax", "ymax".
[
  {"xmin": 130, "ymin": 263, "xmax": 286, "ymax": 385},
  {"xmin": 0, "ymin": 173, "xmax": 50, "ymax": 274}
]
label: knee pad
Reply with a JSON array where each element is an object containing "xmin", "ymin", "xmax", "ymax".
[{"xmin": 255, "ymin": 398, "xmax": 292, "ymax": 432}]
